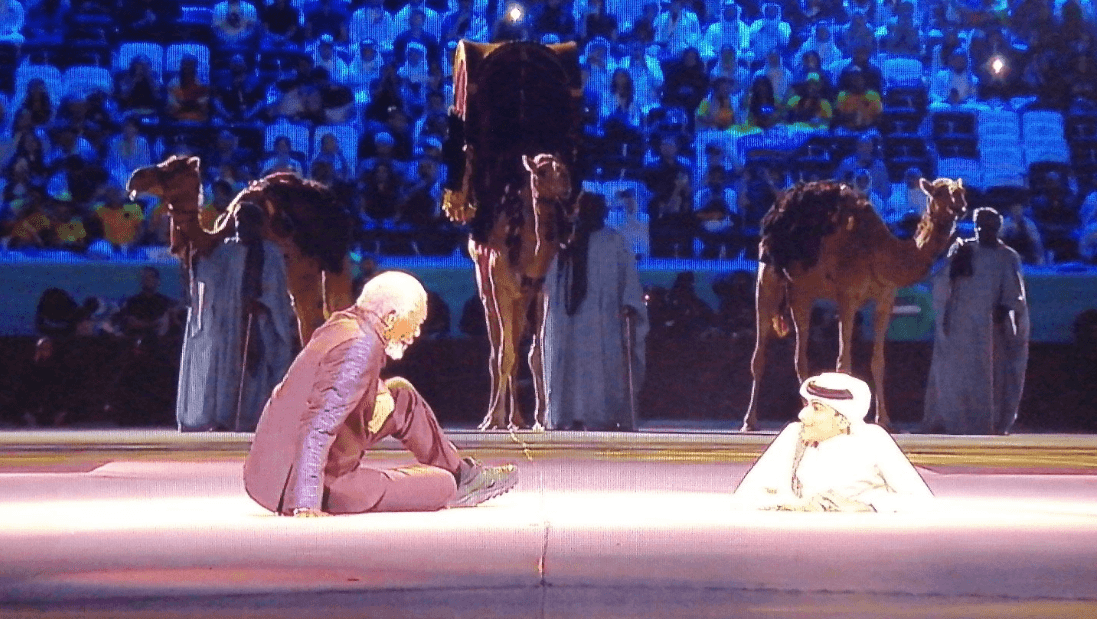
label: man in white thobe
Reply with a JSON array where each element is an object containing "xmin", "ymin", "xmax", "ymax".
[{"xmin": 733, "ymin": 373, "xmax": 933, "ymax": 512}]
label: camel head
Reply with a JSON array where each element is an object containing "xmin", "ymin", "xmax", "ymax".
[
  {"xmin": 127, "ymin": 156, "xmax": 203, "ymax": 216},
  {"xmin": 522, "ymin": 154, "xmax": 572, "ymax": 203},
  {"xmin": 919, "ymin": 176, "xmax": 967, "ymax": 223}
]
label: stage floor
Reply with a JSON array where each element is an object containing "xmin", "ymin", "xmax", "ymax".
[{"xmin": 2, "ymin": 429, "xmax": 1096, "ymax": 618}]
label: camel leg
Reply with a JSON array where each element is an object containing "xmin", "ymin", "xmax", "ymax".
[
  {"xmin": 322, "ymin": 254, "xmax": 355, "ymax": 317},
  {"xmin": 743, "ymin": 264, "xmax": 781, "ymax": 432},
  {"xmin": 282, "ymin": 245, "xmax": 326, "ymax": 345},
  {"xmin": 474, "ymin": 249, "xmax": 508, "ymax": 430},
  {"xmin": 504, "ymin": 292, "xmax": 531, "ymax": 430},
  {"xmin": 835, "ymin": 295, "xmax": 860, "ymax": 375},
  {"xmin": 788, "ymin": 294, "xmax": 815, "ymax": 383},
  {"xmin": 528, "ymin": 291, "xmax": 548, "ymax": 431},
  {"xmin": 869, "ymin": 293, "xmax": 896, "ymax": 431}
]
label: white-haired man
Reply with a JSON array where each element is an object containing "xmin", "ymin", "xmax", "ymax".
[
  {"xmin": 244, "ymin": 271, "xmax": 517, "ymax": 516},
  {"xmin": 733, "ymin": 373, "xmax": 933, "ymax": 512}
]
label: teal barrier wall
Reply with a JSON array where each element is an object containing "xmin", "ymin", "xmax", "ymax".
[{"xmin": 2, "ymin": 251, "xmax": 1094, "ymax": 342}]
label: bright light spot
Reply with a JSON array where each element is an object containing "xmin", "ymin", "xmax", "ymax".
[
  {"xmin": 991, "ymin": 57, "xmax": 1005, "ymax": 74},
  {"xmin": 508, "ymin": 4, "xmax": 523, "ymax": 21}
]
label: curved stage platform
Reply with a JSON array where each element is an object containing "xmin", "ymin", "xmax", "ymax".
[{"xmin": 2, "ymin": 429, "xmax": 1096, "ymax": 618}]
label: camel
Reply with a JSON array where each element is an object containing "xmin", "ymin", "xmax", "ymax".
[
  {"xmin": 442, "ymin": 40, "xmax": 584, "ymax": 429},
  {"xmin": 742, "ymin": 178, "xmax": 967, "ymax": 432},
  {"xmin": 467, "ymin": 153, "xmax": 576, "ymax": 430},
  {"xmin": 127, "ymin": 156, "xmax": 355, "ymax": 344}
]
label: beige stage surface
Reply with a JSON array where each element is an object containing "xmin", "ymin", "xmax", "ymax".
[{"xmin": 1, "ymin": 429, "xmax": 1096, "ymax": 618}]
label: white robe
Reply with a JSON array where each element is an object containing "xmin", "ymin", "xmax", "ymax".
[
  {"xmin": 733, "ymin": 422, "xmax": 934, "ymax": 512},
  {"xmin": 543, "ymin": 227, "xmax": 648, "ymax": 430},
  {"xmin": 176, "ymin": 238, "xmax": 297, "ymax": 431}
]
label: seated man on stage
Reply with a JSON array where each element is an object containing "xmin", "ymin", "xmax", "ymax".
[
  {"xmin": 244, "ymin": 271, "xmax": 518, "ymax": 516},
  {"xmin": 732, "ymin": 372, "xmax": 933, "ymax": 512}
]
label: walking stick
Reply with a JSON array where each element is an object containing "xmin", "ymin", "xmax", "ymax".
[
  {"xmin": 623, "ymin": 309, "xmax": 638, "ymax": 431},
  {"xmin": 233, "ymin": 310, "xmax": 255, "ymax": 432}
]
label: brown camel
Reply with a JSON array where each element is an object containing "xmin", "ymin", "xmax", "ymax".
[
  {"xmin": 742, "ymin": 178, "xmax": 967, "ymax": 432},
  {"xmin": 468, "ymin": 153, "xmax": 576, "ymax": 430},
  {"xmin": 127, "ymin": 156, "xmax": 354, "ymax": 344}
]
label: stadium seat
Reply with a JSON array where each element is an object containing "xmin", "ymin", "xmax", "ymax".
[
  {"xmin": 61, "ymin": 65, "xmax": 113, "ymax": 98},
  {"xmin": 937, "ymin": 157, "xmax": 981, "ymax": 187},
  {"xmin": 980, "ymin": 138, "xmax": 1026, "ymax": 187},
  {"xmin": 882, "ymin": 57, "xmax": 925, "ymax": 90},
  {"xmin": 931, "ymin": 110, "xmax": 977, "ymax": 139}
]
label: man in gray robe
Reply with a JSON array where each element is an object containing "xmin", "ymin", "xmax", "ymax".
[
  {"xmin": 177, "ymin": 202, "xmax": 297, "ymax": 432},
  {"xmin": 543, "ymin": 194, "xmax": 649, "ymax": 431},
  {"xmin": 923, "ymin": 207, "xmax": 1029, "ymax": 435}
]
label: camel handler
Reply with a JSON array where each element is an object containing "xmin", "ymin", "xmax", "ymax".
[
  {"xmin": 732, "ymin": 372, "xmax": 933, "ymax": 513},
  {"xmin": 244, "ymin": 271, "xmax": 518, "ymax": 516}
]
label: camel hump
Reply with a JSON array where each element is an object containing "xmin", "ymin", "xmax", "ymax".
[{"xmin": 759, "ymin": 181, "xmax": 869, "ymax": 273}]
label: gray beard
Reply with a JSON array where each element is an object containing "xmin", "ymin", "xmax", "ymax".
[{"xmin": 385, "ymin": 340, "xmax": 408, "ymax": 360}]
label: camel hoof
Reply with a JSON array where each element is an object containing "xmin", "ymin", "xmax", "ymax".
[
  {"xmin": 478, "ymin": 418, "xmax": 506, "ymax": 431},
  {"xmin": 530, "ymin": 423, "xmax": 545, "ymax": 432},
  {"xmin": 739, "ymin": 422, "xmax": 757, "ymax": 433}
]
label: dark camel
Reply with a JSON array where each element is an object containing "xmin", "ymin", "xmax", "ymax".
[
  {"xmin": 127, "ymin": 156, "xmax": 354, "ymax": 344},
  {"xmin": 743, "ymin": 178, "xmax": 967, "ymax": 431}
]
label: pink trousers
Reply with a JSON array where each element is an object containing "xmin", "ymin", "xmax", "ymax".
[{"xmin": 324, "ymin": 384, "xmax": 464, "ymax": 514}]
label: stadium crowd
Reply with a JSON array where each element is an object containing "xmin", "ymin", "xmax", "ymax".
[{"xmin": 1, "ymin": 0, "xmax": 1097, "ymax": 262}]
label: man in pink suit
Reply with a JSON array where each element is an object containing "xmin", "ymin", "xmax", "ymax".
[{"xmin": 244, "ymin": 271, "xmax": 518, "ymax": 516}]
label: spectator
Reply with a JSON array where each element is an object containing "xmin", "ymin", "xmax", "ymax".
[
  {"xmin": 883, "ymin": 167, "xmax": 929, "ymax": 233},
  {"xmin": 212, "ymin": 0, "xmax": 260, "ymax": 51},
  {"xmin": 347, "ymin": 40, "xmax": 385, "ymax": 99},
  {"xmin": 397, "ymin": 42, "xmax": 433, "ymax": 116},
  {"xmin": 107, "ymin": 118, "xmax": 152, "ymax": 187},
  {"xmin": 693, "ymin": 165, "xmax": 740, "ymax": 258},
  {"xmin": 929, "ymin": 50, "xmax": 979, "ymax": 109},
  {"xmin": 358, "ymin": 130, "xmax": 408, "ymax": 176},
  {"xmin": 618, "ymin": 42, "xmax": 663, "ymax": 112},
  {"xmin": 755, "ymin": 49, "xmax": 793, "ymax": 102},
  {"xmin": 838, "ymin": 45, "xmax": 884, "ymax": 94},
  {"xmin": 663, "ymin": 271, "xmax": 714, "ymax": 337},
  {"xmin": 711, "ymin": 269, "xmax": 754, "ymax": 339},
  {"xmin": 357, "ymin": 160, "xmax": 401, "ymax": 247},
  {"xmin": 16, "ymin": 78, "xmax": 54, "ymax": 128},
  {"xmin": 606, "ymin": 184, "xmax": 650, "ymax": 259},
  {"xmin": 1030, "ymin": 171, "xmax": 1080, "ymax": 259},
  {"xmin": 794, "ymin": 50, "xmax": 835, "ymax": 99},
  {"xmin": 23, "ymin": 0, "xmax": 67, "ymax": 45},
  {"xmin": 115, "ymin": 55, "xmax": 165, "ymax": 120},
  {"xmin": 709, "ymin": 45, "xmax": 750, "ymax": 98},
  {"xmin": 796, "ymin": 23, "xmax": 843, "ymax": 70},
  {"xmin": 971, "ymin": 27, "xmax": 1022, "ymax": 101},
  {"xmin": 662, "ymin": 47, "xmax": 708, "ymax": 113},
  {"xmin": 212, "ymin": 55, "xmax": 265, "ymax": 126},
  {"xmin": 654, "ymin": 0, "xmax": 701, "ymax": 60},
  {"xmin": 204, "ymin": 129, "xmax": 253, "ymax": 181},
  {"xmin": 304, "ymin": 0, "xmax": 350, "ymax": 43},
  {"xmin": 166, "ymin": 55, "xmax": 211, "ymax": 123},
  {"xmin": 603, "ymin": 68, "xmax": 645, "ymax": 127},
  {"xmin": 702, "ymin": 1, "xmax": 750, "ymax": 63},
  {"xmin": 840, "ymin": 10, "xmax": 876, "ymax": 57},
  {"xmin": 695, "ymin": 76, "xmax": 740, "ymax": 130},
  {"xmin": 313, "ymin": 67, "xmax": 355, "ymax": 124},
  {"xmin": 271, "ymin": 61, "xmax": 323, "ymax": 124},
  {"xmin": 351, "ymin": 0, "xmax": 396, "ymax": 52},
  {"xmin": 394, "ymin": 157, "xmax": 450, "ymax": 254},
  {"xmin": 852, "ymin": 167, "xmax": 884, "ymax": 210},
  {"xmin": 581, "ymin": 0, "xmax": 618, "ymax": 44},
  {"xmin": 395, "ymin": 0, "xmax": 442, "ymax": 40},
  {"xmin": 532, "ymin": 0, "xmax": 578, "ymax": 42},
  {"xmin": 94, "ymin": 185, "xmax": 145, "ymax": 250},
  {"xmin": 312, "ymin": 132, "xmax": 353, "ymax": 182},
  {"xmin": 261, "ymin": 135, "xmax": 305, "ymax": 176},
  {"xmin": 394, "ymin": 9, "xmax": 442, "ymax": 66},
  {"xmin": 879, "ymin": 1, "xmax": 922, "ymax": 57},
  {"xmin": 833, "ymin": 65, "xmax": 882, "ymax": 131},
  {"xmin": 441, "ymin": 0, "xmax": 489, "ymax": 44},
  {"xmin": 1000, "ymin": 201, "xmax": 1047, "ymax": 265},
  {"xmin": 785, "ymin": 72, "xmax": 832, "ymax": 127},
  {"xmin": 835, "ymin": 136, "xmax": 888, "ymax": 199},
  {"xmin": 620, "ymin": 2, "xmax": 657, "ymax": 47},
  {"xmin": 9, "ymin": 131, "xmax": 49, "ymax": 183},
  {"xmin": 15, "ymin": 337, "xmax": 69, "ymax": 427},
  {"xmin": 644, "ymin": 135, "xmax": 694, "ymax": 257},
  {"xmin": 745, "ymin": 74, "xmax": 781, "ymax": 129},
  {"xmin": 748, "ymin": 2, "xmax": 791, "ymax": 61},
  {"xmin": 736, "ymin": 162, "xmax": 779, "ymax": 230},
  {"xmin": 929, "ymin": 27, "xmax": 967, "ymax": 76},
  {"xmin": 311, "ymin": 35, "xmax": 350, "ymax": 83},
  {"xmin": 261, "ymin": 0, "xmax": 303, "ymax": 47}
]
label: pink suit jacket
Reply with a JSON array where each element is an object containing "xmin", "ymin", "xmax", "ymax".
[{"xmin": 244, "ymin": 308, "xmax": 386, "ymax": 515}]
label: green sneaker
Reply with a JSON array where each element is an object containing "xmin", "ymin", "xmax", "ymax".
[{"xmin": 450, "ymin": 457, "xmax": 519, "ymax": 507}]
